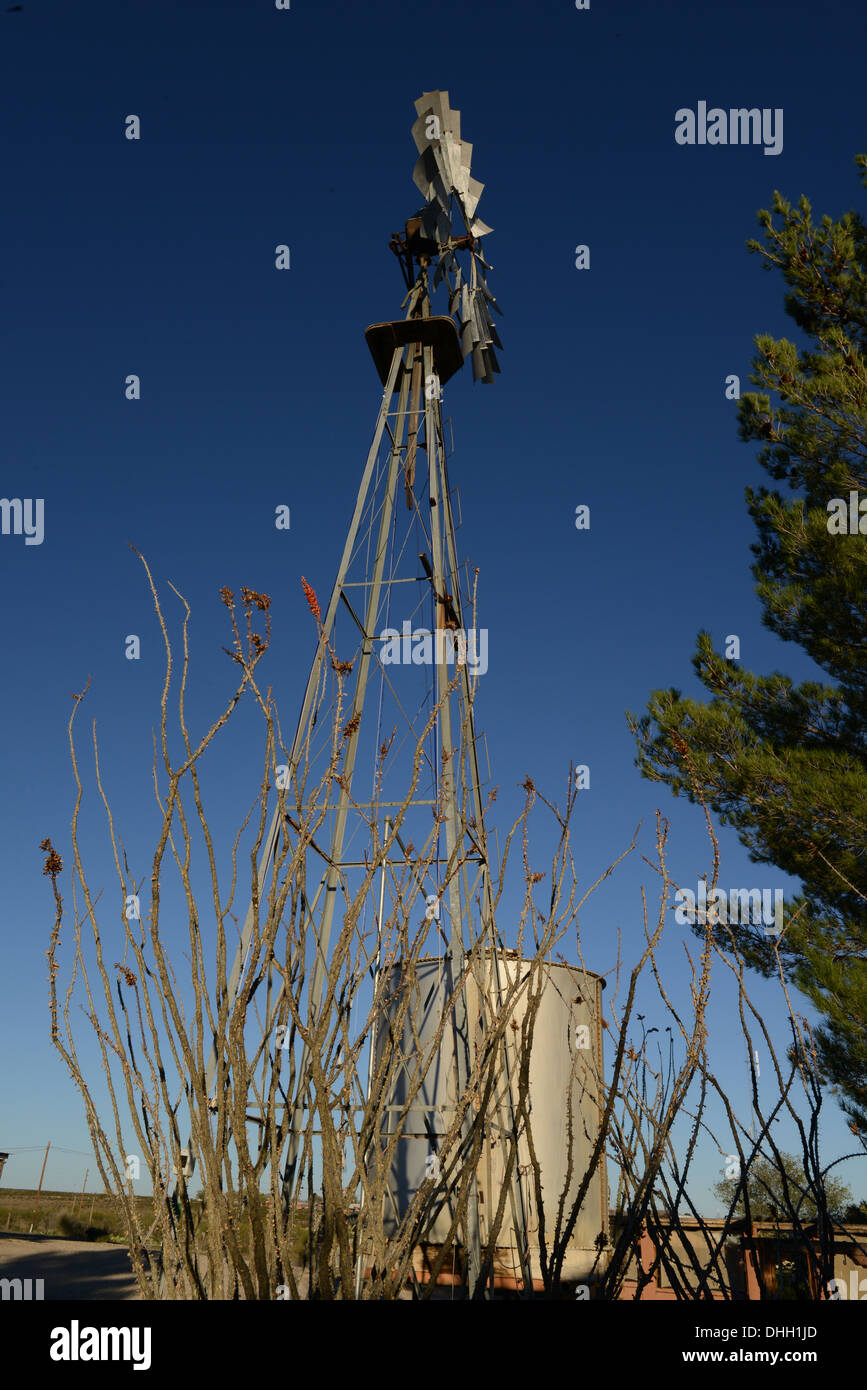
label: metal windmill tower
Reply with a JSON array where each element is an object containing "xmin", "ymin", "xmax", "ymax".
[{"xmin": 196, "ymin": 91, "xmax": 527, "ymax": 1296}]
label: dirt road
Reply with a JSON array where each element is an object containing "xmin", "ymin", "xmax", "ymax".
[{"xmin": 0, "ymin": 1233, "xmax": 140, "ymax": 1300}]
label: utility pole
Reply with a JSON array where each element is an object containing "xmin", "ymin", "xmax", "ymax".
[
  {"xmin": 77, "ymin": 1167, "xmax": 89, "ymax": 1215},
  {"xmin": 29, "ymin": 1141, "xmax": 50, "ymax": 1233}
]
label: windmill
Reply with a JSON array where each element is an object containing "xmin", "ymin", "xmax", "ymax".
[{"xmin": 187, "ymin": 90, "xmax": 527, "ymax": 1297}]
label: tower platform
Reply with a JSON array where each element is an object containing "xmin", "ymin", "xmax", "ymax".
[{"xmin": 365, "ymin": 316, "xmax": 464, "ymax": 390}]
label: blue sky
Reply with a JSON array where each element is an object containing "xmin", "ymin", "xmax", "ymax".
[{"xmin": 2, "ymin": 0, "xmax": 866, "ymax": 1213}]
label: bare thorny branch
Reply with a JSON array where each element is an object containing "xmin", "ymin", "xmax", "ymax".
[{"xmin": 44, "ymin": 570, "xmax": 863, "ymax": 1299}]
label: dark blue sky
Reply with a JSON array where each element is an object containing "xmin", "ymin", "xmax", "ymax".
[{"xmin": 2, "ymin": 0, "xmax": 866, "ymax": 1209}]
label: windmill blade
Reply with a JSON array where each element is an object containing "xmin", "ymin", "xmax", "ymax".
[
  {"xmin": 415, "ymin": 139, "xmax": 461, "ymax": 214},
  {"xmin": 426, "ymin": 204, "xmax": 452, "ymax": 243},
  {"xmin": 438, "ymin": 134, "xmax": 467, "ymax": 195},
  {"xmin": 477, "ymin": 277, "xmax": 503, "ymax": 316},
  {"xmin": 460, "ymin": 173, "xmax": 484, "ymax": 221},
  {"xmin": 433, "ymin": 248, "xmax": 458, "ymax": 290},
  {"xmin": 408, "ymin": 91, "xmax": 503, "ymax": 382},
  {"xmin": 470, "ymin": 294, "xmax": 495, "ymax": 349},
  {"xmin": 413, "ymin": 90, "xmax": 459, "ymax": 145},
  {"xmin": 412, "ymin": 94, "xmax": 460, "ymax": 178},
  {"xmin": 411, "ymin": 201, "xmax": 451, "ymax": 245},
  {"xmin": 447, "ymin": 273, "xmax": 465, "ymax": 320},
  {"xmin": 471, "ymin": 293, "xmax": 503, "ymax": 351},
  {"xmin": 468, "ymin": 217, "xmax": 494, "ymax": 239},
  {"xmin": 412, "ymin": 146, "xmax": 451, "ymax": 211},
  {"xmin": 444, "ymin": 139, "xmax": 473, "ymax": 202},
  {"xmin": 471, "ymin": 344, "xmax": 499, "ymax": 384}
]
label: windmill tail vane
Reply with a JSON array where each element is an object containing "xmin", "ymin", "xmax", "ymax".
[{"xmin": 388, "ymin": 89, "xmax": 503, "ymax": 385}]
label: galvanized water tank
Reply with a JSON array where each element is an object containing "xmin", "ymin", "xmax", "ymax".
[{"xmin": 372, "ymin": 951, "xmax": 608, "ymax": 1288}]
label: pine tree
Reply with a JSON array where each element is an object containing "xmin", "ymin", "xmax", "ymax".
[{"xmin": 628, "ymin": 157, "xmax": 867, "ymax": 1134}]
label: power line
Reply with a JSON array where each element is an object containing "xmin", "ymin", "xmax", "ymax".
[{"xmin": 3, "ymin": 1145, "xmax": 94, "ymax": 1158}]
